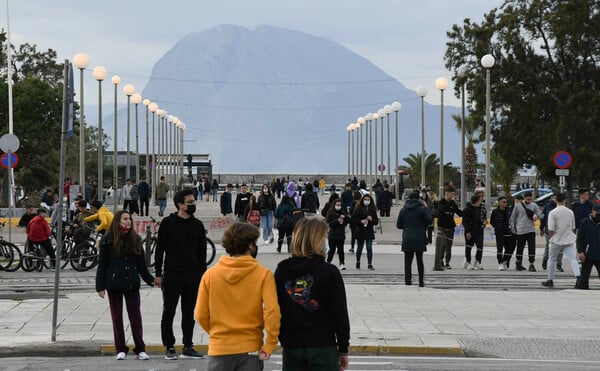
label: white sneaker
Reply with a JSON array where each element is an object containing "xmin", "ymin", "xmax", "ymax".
[
  {"xmin": 339, "ymin": 264, "xmax": 346, "ymax": 270},
  {"xmin": 136, "ymin": 352, "xmax": 150, "ymax": 360},
  {"xmin": 467, "ymin": 263, "xmax": 474, "ymax": 270},
  {"xmin": 498, "ymin": 263, "xmax": 505, "ymax": 271},
  {"xmin": 473, "ymin": 262, "xmax": 483, "ymax": 270},
  {"xmin": 502, "ymin": 261, "xmax": 508, "ymax": 270},
  {"xmin": 463, "ymin": 259, "xmax": 469, "ymax": 269},
  {"xmin": 116, "ymin": 352, "xmax": 126, "ymax": 360}
]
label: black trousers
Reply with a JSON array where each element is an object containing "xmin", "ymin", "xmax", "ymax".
[
  {"xmin": 139, "ymin": 197, "xmax": 150, "ymax": 216},
  {"xmin": 496, "ymin": 234, "xmax": 516, "ymax": 264},
  {"xmin": 516, "ymin": 232, "xmax": 536, "ymax": 265},
  {"xmin": 404, "ymin": 251, "xmax": 424, "ymax": 284},
  {"xmin": 578, "ymin": 259, "xmax": 600, "ymax": 289},
  {"xmin": 327, "ymin": 238, "xmax": 345, "ymax": 265},
  {"xmin": 380, "ymin": 209, "xmax": 390, "ymax": 217},
  {"xmin": 161, "ymin": 272, "xmax": 202, "ymax": 348},
  {"xmin": 465, "ymin": 229, "xmax": 484, "ymax": 264},
  {"xmin": 277, "ymin": 227, "xmax": 293, "ymax": 252},
  {"xmin": 129, "ymin": 199, "xmax": 139, "ymax": 215}
]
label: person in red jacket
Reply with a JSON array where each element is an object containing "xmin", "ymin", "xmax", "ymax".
[{"xmin": 27, "ymin": 208, "xmax": 55, "ymax": 267}]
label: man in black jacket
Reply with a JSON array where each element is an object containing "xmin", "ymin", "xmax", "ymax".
[
  {"xmin": 463, "ymin": 194, "xmax": 486, "ymax": 270},
  {"xmin": 433, "ymin": 187, "xmax": 463, "ymax": 270},
  {"xmin": 490, "ymin": 196, "xmax": 516, "ymax": 270},
  {"xmin": 155, "ymin": 189, "xmax": 207, "ymax": 360},
  {"xmin": 220, "ymin": 183, "xmax": 233, "ymax": 216},
  {"xmin": 576, "ymin": 203, "xmax": 600, "ymax": 289},
  {"xmin": 138, "ymin": 176, "xmax": 151, "ymax": 217},
  {"xmin": 301, "ymin": 183, "xmax": 320, "ymax": 216},
  {"xmin": 234, "ymin": 183, "xmax": 252, "ymax": 222}
]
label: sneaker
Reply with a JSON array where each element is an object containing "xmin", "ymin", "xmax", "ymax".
[
  {"xmin": 433, "ymin": 266, "xmax": 445, "ymax": 271},
  {"xmin": 529, "ymin": 264, "xmax": 536, "ymax": 272},
  {"xmin": 269, "ymin": 237, "xmax": 275, "ymax": 244},
  {"xmin": 541, "ymin": 280, "xmax": 554, "ymax": 288},
  {"xmin": 349, "ymin": 248, "xmax": 354, "ymax": 254},
  {"xmin": 445, "ymin": 264, "xmax": 452, "ymax": 270},
  {"xmin": 180, "ymin": 346, "xmax": 205, "ymax": 359},
  {"xmin": 339, "ymin": 264, "xmax": 346, "ymax": 270},
  {"xmin": 502, "ymin": 261, "xmax": 508, "ymax": 270},
  {"xmin": 136, "ymin": 352, "xmax": 150, "ymax": 360},
  {"xmin": 542, "ymin": 259, "xmax": 548, "ymax": 270},
  {"xmin": 368, "ymin": 264, "xmax": 374, "ymax": 270},
  {"xmin": 165, "ymin": 346, "xmax": 177, "ymax": 360},
  {"xmin": 116, "ymin": 352, "xmax": 126, "ymax": 360},
  {"xmin": 498, "ymin": 263, "xmax": 505, "ymax": 271},
  {"xmin": 419, "ymin": 282, "xmax": 425, "ymax": 287},
  {"xmin": 355, "ymin": 262, "xmax": 360, "ymax": 269},
  {"xmin": 463, "ymin": 259, "xmax": 469, "ymax": 269},
  {"xmin": 557, "ymin": 266, "xmax": 564, "ymax": 272},
  {"xmin": 467, "ymin": 263, "xmax": 475, "ymax": 270},
  {"xmin": 516, "ymin": 264, "xmax": 526, "ymax": 271},
  {"xmin": 473, "ymin": 262, "xmax": 483, "ymax": 270}
]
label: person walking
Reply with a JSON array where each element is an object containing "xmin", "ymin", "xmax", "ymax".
[
  {"xmin": 300, "ymin": 183, "xmax": 320, "ymax": 216},
  {"xmin": 138, "ymin": 176, "xmax": 150, "ymax": 217},
  {"xmin": 541, "ymin": 193, "xmax": 581, "ymax": 288},
  {"xmin": 326, "ymin": 198, "xmax": 349, "ymax": 270},
  {"xmin": 433, "ymin": 187, "xmax": 462, "ymax": 270},
  {"xmin": 203, "ymin": 178, "xmax": 211, "ymax": 202},
  {"xmin": 510, "ymin": 191, "xmax": 544, "ymax": 271},
  {"xmin": 96, "ymin": 210, "xmax": 155, "ymax": 361},
  {"xmin": 351, "ymin": 193, "xmax": 379, "ymax": 270},
  {"xmin": 197, "ymin": 179, "xmax": 204, "ymax": 201},
  {"xmin": 219, "ymin": 183, "xmax": 233, "ymax": 216},
  {"xmin": 121, "ymin": 179, "xmax": 133, "ymax": 212},
  {"xmin": 576, "ymin": 203, "xmax": 600, "ymax": 289},
  {"xmin": 274, "ymin": 218, "xmax": 350, "ymax": 371},
  {"xmin": 154, "ymin": 189, "xmax": 206, "ymax": 360},
  {"xmin": 397, "ymin": 191, "xmax": 433, "ymax": 287},
  {"xmin": 258, "ymin": 184, "xmax": 277, "ymax": 245},
  {"xmin": 195, "ymin": 222, "xmax": 280, "ymax": 370},
  {"xmin": 541, "ymin": 195, "xmax": 563, "ymax": 271},
  {"xmin": 572, "ymin": 188, "xmax": 593, "ymax": 230},
  {"xmin": 211, "ymin": 179, "xmax": 219, "ymax": 202},
  {"xmin": 234, "ymin": 183, "xmax": 253, "ymax": 222},
  {"xmin": 274, "ymin": 194, "xmax": 295, "ymax": 253},
  {"xmin": 341, "ymin": 183, "xmax": 354, "ymax": 215},
  {"xmin": 155, "ymin": 176, "xmax": 170, "ymax": 217},
  {"xmin": 129, "ymin": 179, "xmax": 140, "ymax": 215},
  {"xmin": 490, "ymin": 196, "xmax": 516, "ymax": 270},
  {"xmin": 462, "ymin": 194, "xmax": 486, "ymax": 270},
  {"xmin": 377, "ymin": 183, "xmax": 394, "ymax": 217}
]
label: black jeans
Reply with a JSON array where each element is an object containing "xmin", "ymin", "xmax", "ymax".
[
  {"xmin": 404, "ymin": 251, "xmax": 424, "ymax": 285},
  {"xmin": 161, "ymin": 272, "xmax": 202, "ymax": 348},
  {"xmin": 327, "ymin": 238, "xmax": 345, "ymax": 265},
  {"xmin": 139, "ymin": 197, "xmax": 150, "ymax": 216},
  {"xmin": 516, "ymin": 232, "xmax": 536, "ymax": 265},
  {"xmin": 465, "ymin": 229, "xmax": 484, "ymax": 264},
  {"xmin": 277, "ymin": 227, "xmax": 293, "ymax": 252},
  {"xmin": 496, "ymin": 234, "xmax": 516, "ymax": 264},
  {"xmin": 578, "ymin": 259, "xmax": 600, "ymax": 289},
  {"xmin": 380, "ymin": 209, "xmax": 390, "ymax": 217}
]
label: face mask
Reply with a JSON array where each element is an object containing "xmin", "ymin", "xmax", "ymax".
[
  {"xmin": 119, "ymin": 223, "xmax": 131, "ymax": 233},
  {"xmin": 250, "ymin": 243, "xmax": 258, "ymax": 259},
  {"xmin": 263, "ymin": 188, "xmax": 268, "ymax": 193},
  {"xmin": 363, "ymin": 200, "xmax": 371, "ymax": 206},
  {"xmin": 323, "ymin": 240, "xmax": 330, "ymax": 256},
  {"xmin": 334, "ymin": 206, "xmax": 342, "ymax": 211},
  {"xmin": 186, "ymin": 205, "xmax": 196, "ymax": 215}
]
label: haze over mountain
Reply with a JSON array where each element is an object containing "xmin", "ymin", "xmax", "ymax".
[{"xmin": 104, "ymin": 24, "xmax": 460, "ymax": 174}]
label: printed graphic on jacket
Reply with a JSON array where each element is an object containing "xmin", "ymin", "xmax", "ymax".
[{"xmin": 285, "ymin": 274, "xmax": 320, "ymax": 312}]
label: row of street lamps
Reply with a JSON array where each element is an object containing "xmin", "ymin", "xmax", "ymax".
[
  {"xmin": 345, "ymin": 53, "xmax": 495, "ymax": 214},
  {"xmin": 72, "ymin": 53, "xmax": 188, "ymax": 214}
]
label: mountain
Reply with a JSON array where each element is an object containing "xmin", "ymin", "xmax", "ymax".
[{"xmin": 105, "ymin": 24, "xmax": 461, "ymax": 174}]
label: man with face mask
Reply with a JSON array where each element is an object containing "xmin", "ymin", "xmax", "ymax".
[
  {"xmin": 576, "ymin": 203, "xmax": 600, "ymax": 289},
  {"xmin": 154, "ymin": 189, "xmax": 207, "ymax": 360}
]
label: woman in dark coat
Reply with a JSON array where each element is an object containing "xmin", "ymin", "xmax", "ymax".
[
  {"xmin": 351, "ymin": 193, "xmax": 379, "ymax": 270},
  {"xmin": 326, "ymin": 198, "xmax": 349, "ymax": 269},
  {"xmin": 397, "ymin": 191, "xmax": 433, "ymax": 287}
]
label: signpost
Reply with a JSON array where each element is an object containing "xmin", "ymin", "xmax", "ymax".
[
  {"xmin": 0, "ymin": 133, "xmax": 20, "ymax": 243},
  {"xmin": 553, "ymin": 151, "xmax": 572, "ymax": 193}
]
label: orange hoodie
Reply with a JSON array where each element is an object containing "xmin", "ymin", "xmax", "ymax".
[{"xmin": 195, "ymin": 255, "xmax": 281, "ymax": 356}]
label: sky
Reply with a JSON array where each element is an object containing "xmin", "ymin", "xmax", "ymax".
[{"xmin": 5, "ymin": 0, "xmax": 504, "ymax": 109}]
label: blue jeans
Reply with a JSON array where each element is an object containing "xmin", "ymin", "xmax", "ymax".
[
  {"xmin": 212, "ymin": 189, "xmax": 218, "ymax": 201},
  {"xmin": 198, "ymin": 190, "xmax": 204, "ymax": 201},
  {"xmin": 260, "ymin": 211, "xmax": 273, "ymax": 241},
  {"xmin": 356, "ymin": 239, "xmax": 373, "ymax": 265},
  {"xmin": 158, "ymin": 199, "xmax": 167, "ymax": 215}
]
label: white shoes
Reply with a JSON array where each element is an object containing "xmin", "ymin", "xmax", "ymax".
[
  {"xmin": 136, "ymin": 352, "xmax": 150, "ymax": 360},
  {"xmin": 498, "ymin": 262, "xmax": 507, "ymax": 271},
  {"xmin": 339, "ymin": 264, "xmax": 346, "ymax": 270},
  {"xmin": 116, "ymin": 352, "xmax": 126, "ymax": 360},
  {"xmin": 473, "ymin": 261, "xmax": 484, "ymax": 270}
]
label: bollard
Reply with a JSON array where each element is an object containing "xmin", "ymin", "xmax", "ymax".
[{"xmin": 145, "ymin": 224, "xmax": 152, "ymax": 266}]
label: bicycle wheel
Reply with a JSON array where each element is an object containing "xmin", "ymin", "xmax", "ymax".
[
  {"xmin": 57, "ymin": 239, "xmax": 72, "ymax": 269},
  {"xmin": 20, "ymin": 249, "xmax": 41, "ymax": 272},
  {"xmin": 142, "ymin": 237, "xmax": 157, "ymax": 267},
  {"xmin": 206, "ymin": 238, "xmax": 216, "ymax": 266},
  {"xmin": 0, "ymin": 242, "xmax": 20, "ymax": 272},
  {"xmin": 70, "ymin": 242, "xmax": 98, "ymax": 272}
]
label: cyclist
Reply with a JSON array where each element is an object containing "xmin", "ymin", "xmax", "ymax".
[
  {"xmin": 84, "ymin": 200, "xmax": 114, "ymax": 234},
  {"xmin": 26, "ymin": 208, "xmax": 55, "ymax": 268},
  {"xmin": 72, "ymin": 199, "xmax": 94, "ymax": 244}
]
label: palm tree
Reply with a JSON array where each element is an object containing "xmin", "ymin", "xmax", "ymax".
[
  {"xmin": 452, "ymin": 113, "xmax": 482, "ymax": 191},
  {"xmin": 491, "ymin": 147, "xmax": 519, "ymax": 197},
  {"xmin": 400, "ymin": 152, "xmax": 454, "ymax": 192}
]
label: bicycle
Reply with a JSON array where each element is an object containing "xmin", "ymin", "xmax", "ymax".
[
  {"xmin": 142, "ymin": 216, "xmax": 217, "ymax": 267},
  {"xmin": 0, "ymin": 222, "xmax": 22, "ymax": 272}
]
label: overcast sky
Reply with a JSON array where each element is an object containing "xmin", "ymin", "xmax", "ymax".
[{"xmin": 6, "ymin": 0, "xmax": 503, "ymax": 107}]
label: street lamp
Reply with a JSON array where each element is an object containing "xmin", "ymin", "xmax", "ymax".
[
  {"xmin": 377, "ymin": 108, "xmax": 385, "ymax": 180},
  {"xmin": 143, "ymin": 99, "xmax": 150, "ymax": 180},
  {"xmin": 131, "ymin": 93, "xmax": 142, "ymax": 182},
  {"xmin": 435, "ymin": 77, "xmax": 448, "ymax": 198},
  {"xmin": 481, "ymin": 54, "xmax": 495, "ymax": 216},
  {"xmin": 149, "ymin": 103, "xmax": 158, "ymax": 195},
  {"xmin": 111, "ymin": 75, "xmax": 121, "ymax": 214},
  {"xmin": 156, "ymin": 109, "xmax": 165, "ymax": 180},
  {"xmin": 373, "ymin": 111, "xmax": 380, "ymax": 185},
  {"xmin": 391, "ymin": 101, "xmax": 401, "ymax": 204},
  {"xmin": 167, "ymin": 115, "xmax": 174, "ymax": 185},
  {"xmin": 73, "ymin": 52, "xmax": 90, "ymax": 198},
  {"xmin": 92, "ymin": 66, "xmax": 106, "ymax": 200},
  {"xmin": 457, "ymin": 66, "xmax": 468, "ymax": 209},
  {"xmin": 347, "ymin": 124, "xmax": 352, "ymax": 178},
  {"xmin": 357, "ymin": 117, "xmax": 365, "ymax": 180},
  {"xmin": 123, "ymin": 84, "xmax": 135, "ymax": 181},
  {"xmin": 383, "ymin": 104, "xmax": 392, "ymax": 185},
  {"xmin": 416, "ymin": 86, "xmax": 428, "ymax": 190},
  {"xmin": 179, "ymin": 122, "xmax": 186, "ymax": 183},
  {"xmin": 366, "ymin": 113, "xmax": 374, "ymax": 187}
]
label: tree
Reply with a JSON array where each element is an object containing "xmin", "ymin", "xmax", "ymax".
[
  {"xmin": 451, "ymin": 113, "xmax": 482, "ymax": 191},
  {"xmin": 400, "ymin": 152, "xmax": 455, "ymax": 193},
  {"xmin": 444, "ymin": 0, "xmax": 600, "ymax": 193}
]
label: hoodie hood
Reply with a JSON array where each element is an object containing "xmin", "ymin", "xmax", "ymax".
[
  {"xmin": 276, "ymin": 255, "xmax": 324, "ymax": 281},
  {"xmin": 214, "ymin": 255, "xmax": 260, "ymax": 284},
  {"xmin": 404, "ymin": 198, "xmax": 422, "ymax": 210},
  {"xmin": 286, "ymin": 181, "xmax": 296, "ymax": 196}
]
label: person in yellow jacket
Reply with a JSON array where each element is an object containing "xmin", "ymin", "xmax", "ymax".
[
  {"xmin": 84, "ymin": 200, "xmax": 114, "ymax": 234},
  {"xmin": 195, "ymin": 222, "xmax": 280, "ymax": 370}
]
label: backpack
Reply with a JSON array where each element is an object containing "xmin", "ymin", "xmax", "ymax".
[
  {"xmin": 247, "ymin": 209, "xmax": 261, "ymax": 227},
  {"xmin": 129, "ymin": 185, "xmax": 139, "ymax": 200}
]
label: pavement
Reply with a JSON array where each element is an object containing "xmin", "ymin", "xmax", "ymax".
[{"xmin": 1, "ymin": 193, "xmax": 600, "ymax": 360}]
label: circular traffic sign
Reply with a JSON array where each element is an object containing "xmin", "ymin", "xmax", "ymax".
[
  {"xmin": 378, "ymin": 164, "xmax": 386, "ymax": 172},
  {"xmin": 553, "ymin": 151, "xmax": 572, "ymax": 169},
  {"xmin": 0, "ymin": 134, "xmax": 19, "ymax": 153},
  {"xmin": 0, "ymin": 152, "xmax": 18, "ymax": 169}
]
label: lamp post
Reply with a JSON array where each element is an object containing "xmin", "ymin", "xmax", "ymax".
[
  {"xmin": 357, "ymin": 117, "xmax": 365, "ymax": 181},
  {"xmin": 167, "ymin": 115, "xmax": 174, "ymax": 186},
  {"xmin": 149, "ymin": 103, "xmax": 158, "ymax": 195},
  {"xmin": 156, "ymin": 109, "xmax": 164, "ymax": 180},
  {"xmin": 111, "ymin": 75, "xmax": 121, "ymax": 214},
  {"xmin": 376, "ymin": 109, "xmax": 384, "ymax": 180},
  {"xmin": 383, "ymin": 104, "xmax": 391, "ymax": 185},
  {"xmin": 416, "ymin": 86, "xmax": 428, "ymax": 189},
  {"xmin": 73, "ymin": 52, "xmax": 90, "ymax": 197},
  {"xmin": 457, "ymin": 66, "xmax": 468, "ymax": 209},
  {"xmin": 366, "ymin": 113, "xmax": 374, "ymax": 187},
  {"xmin": 143, "ymin": 99, "xmax": 150, "ymax": 179},
  {"xmin": 481, "ymin": 54, "xmax": 495, "ymax": 216},
  {"xmin": 373, "ymin": 112, "xmax": 379, "ymax": 185},
  {"xmin": 435, "ymin": 77, "xmax": 448, "ymax": 198},
  {"xmin": 123, "ymin": 84, "xmax": 135, "ymax": 181},
  {"xmin": 346, "ymin": 124, "xmax": 352, "ymax": 178},
  {"xmin": 391, "ymin": 101, "xmax": 401, "ymax": 204},
  {"xmin": 131, "ymin": 93, "xmax": 142, "ymax": 182},
  {"xmin": 92, "ymin": 66, "xmax": 106, "ymax": 200},
  {"xmin": 179, "ymin": 122, "xmax": 186, "ymax": 183}
]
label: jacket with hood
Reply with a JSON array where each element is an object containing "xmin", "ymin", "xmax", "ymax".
[
  {"xmin": 275, "ymin": 200, "xmax": 296, "ymax": 229},
  {"xmin": 326, "ymin": 206, "xmax": 349, "ymax": 240},
  {"xmin": 83, "ymin": 206, "xmax": 114, "ymax": 233},
  {"xmin": 350, "ymin": 205, "xmax": 379, "ymax": 241},
  {"xmin": 27, "ymin": 215, "xmax": 51, "ymax": 242},
  {"xmin": 274, "ymin": 256, "xmax": 350, "ymax": 354},
  {"xmin": 301, "ymin": 190, "xmax": 320, "ymax": 213},
  {"xmin": 436, "ymin": 197, "xmax": 462, "ymax": 228},
  {"xmin": 490, "ymin": 206, "xmax": 512, "ymax": 236},
  {"xmin": 462, "ymin": 202, "xmax": 485, "ymax": 234},
  {"xmin": 286, "ymin": 181, "xmax": 301, "ymax": 208},
  {"xmin": 155, "ymin": 212, "xmax": 207, "ymax": 277},
  {"xmin": 234, "ymin": 192, "xmax": 253, "ymax": 217},
  {"xmin": 195, "ymin": 255, "xmax": 281, "ymax": 356},
  {"xmin": 396, "ymin": 198, "xmax": 433, "ymax": 252}
]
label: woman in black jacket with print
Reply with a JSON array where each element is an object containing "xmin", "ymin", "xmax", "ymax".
[
  {"xmin": 96, "ymin": 210, "xmax": 155, "ymax": 361},
  {"xmin": 326, "ymin": 198, "xmax": 349, "ymax": 269},
  {"xmin": 351, "ymin": 193, "xmax": 379, "ymax": 270}
]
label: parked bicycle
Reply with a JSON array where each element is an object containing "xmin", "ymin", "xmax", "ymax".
[
  {"xmin": 141, "ymin": 216, "xmax": 217, "ymax": 267},
  {"xmin": 0, "ymin": 222, "xmax": 22, "ymax": 272}
]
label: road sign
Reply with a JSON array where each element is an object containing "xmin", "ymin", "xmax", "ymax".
[
  {"xmin": 555, "ymin": 169, "xmax": 569, "ymax": 176},
  {"xmin": 378, "ymin": 164, "xmax": 386, "ymax": 172},
  {"xmin": 0, "ymin": 152, "xmax": 18, "ymax": 169},
  {"xmin": 0, "ymin": 134, "xmax": 19, "ymax": 153},
  {"xmin": 553, "ymin": 151, "xmax": 572, "ymax": 169}
]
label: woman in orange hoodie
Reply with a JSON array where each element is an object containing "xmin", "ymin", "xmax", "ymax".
[{"xmin": 195, "ymin": 222, "xmax": 280, "ymax": 370}]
